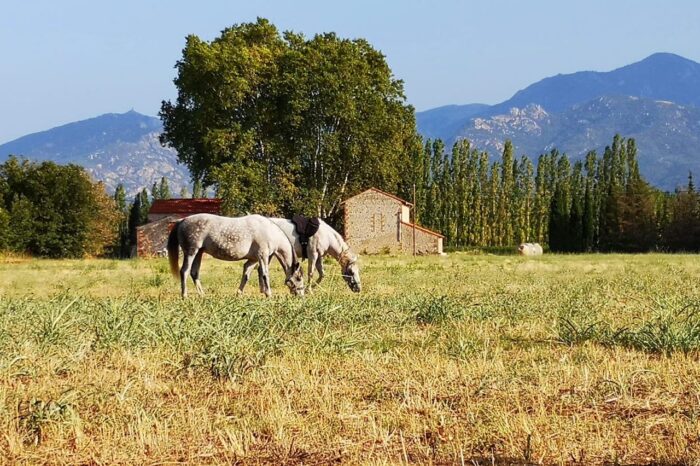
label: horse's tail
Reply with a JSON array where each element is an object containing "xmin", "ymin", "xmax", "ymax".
[
  {"xmin": 167, "ymin": 221, "xmax": 181, "ymax": 278},
  {"xmin": 267, "ymin": 217, "xmax": 299, "ymax": 269},
  {"xmin": 289, "ymin": 235, "xmax": 299, "ymax": 266}
]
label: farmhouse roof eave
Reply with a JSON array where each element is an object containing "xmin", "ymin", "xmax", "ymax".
[
  {"xmin": 400, "ymin": 221, "xmax": 445, "ymax": 238},
  {"xmin": 341, "ymin": 187, "xmax": 413, "ymax": 206}
]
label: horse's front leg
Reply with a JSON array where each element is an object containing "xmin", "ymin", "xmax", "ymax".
[
  {"xmin": 307, "ymin": 249, "xmax": 318, "ymax": 287},
  {"xmin": 258, "ymin": 255, "xmax": 272, "ymax": 297},
  {"xmin": 238, "ymin": 259, "xmax": 257, "ymax": 294},
  {"xmin": 315, "ymin": 256, "xmax": 325, "ymax": 285}
]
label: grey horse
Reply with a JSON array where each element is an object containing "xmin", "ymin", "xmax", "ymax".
[
  {"xmin": 268, "ymin": 218, "xmax": 361, "ymax": 292},
  {"xmin": 167, "ymin": 214, "xmax": 305, "ymax": 298}
]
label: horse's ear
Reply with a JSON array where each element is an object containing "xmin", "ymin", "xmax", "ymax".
[{"xmin": 292, "ymin": 261, "xmax": 301, "ymax": 271}]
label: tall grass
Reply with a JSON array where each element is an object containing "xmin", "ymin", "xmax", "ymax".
[{"xmin": 1, "ymin": 254, "xmax": 700, "ymax": 463}]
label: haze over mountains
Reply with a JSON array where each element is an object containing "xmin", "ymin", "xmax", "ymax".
[
  {"xmin": 1, "ymin": 53, "xmax": 699, "ymax": 193},
  {"xmin": 416, "ymin": 53, "xmax": 700, "ymax": 190}
]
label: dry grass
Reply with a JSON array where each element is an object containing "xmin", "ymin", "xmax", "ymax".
[{"xmin": 1, "ymin": 253, "xmax": 700, "ymax": 464}]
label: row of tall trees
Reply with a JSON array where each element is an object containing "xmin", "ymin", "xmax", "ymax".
[
  {"xmin": 3, "ymin": 135, "xmax": 700, "ymax": 257},
  {"xmin": 411, "ymin": 134, "xmax": 699, "ymax": 252}
]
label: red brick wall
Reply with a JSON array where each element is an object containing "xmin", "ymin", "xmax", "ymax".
[{"xmin": 136, "ymin": 217, "xmax": 179, "ymax": 257}]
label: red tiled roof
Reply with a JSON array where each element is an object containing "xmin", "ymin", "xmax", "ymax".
[
  {"xmin": 400, "ymin": 221, "xmax": 445, "ymax": 238},
  {"xmin": 342, "ymin": 187, "xmax": 413, "ymax": 206},
  {"xmin": 149, "ymin": 198, "xmax": 222, "ymax": 215}
]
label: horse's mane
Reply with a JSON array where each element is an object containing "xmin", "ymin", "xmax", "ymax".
[{"xmin": 320, "ymin": 219, "xmax": 356, "ymax": 264}]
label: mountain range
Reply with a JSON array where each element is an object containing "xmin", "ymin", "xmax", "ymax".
[
  {"xmin": 416, "ymin": 52, "xmax": 700, "ymax": 190},
  {"xmin": 1, "ymin": 52, "xmax": 699, "ymax": 193},
  {"xmin": 0, "ymin": 111, "xmax": 188, "ymax": 196}
]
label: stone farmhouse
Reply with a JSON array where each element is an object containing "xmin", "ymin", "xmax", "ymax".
[
  {"xmin": 342, "ymin": 188, "xmax": 444, "ymax": 255},
  {"xmin": 135, "ymin": 198, "xmax": 222, "ymax": 257}
]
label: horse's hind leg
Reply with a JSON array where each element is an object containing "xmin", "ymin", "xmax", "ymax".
[
  {"xmin": 238, "ymin": 259, "xmax": 257, "ymax": 294},
  {"xmin": 257, "ymin": 266, "xmax": 264, "ymax": 294},
  {"xmin": 190, "ymin": 249, "xmax": 205, "ymax": 296},
  {"xmin": 180, "ymin": 251, "xmax": 196, "ymax": 298}
]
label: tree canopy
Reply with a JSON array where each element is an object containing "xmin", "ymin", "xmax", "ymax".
[
  {"xmin": 160, "ymin": 18, "xmax": 418, "ymax": 220},
  {"xmin": 0, "ymin": 157, "xmax": 119, "ymax": 257}
]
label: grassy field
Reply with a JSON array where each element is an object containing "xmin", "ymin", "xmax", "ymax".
[{"xmin": 1, "ymin": 253, "xmax": 700, "ymax": 464}]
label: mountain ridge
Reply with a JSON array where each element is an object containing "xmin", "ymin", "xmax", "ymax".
[
  {"xmin": 0, "ymin": 111, "xmax": 189, "ymax": 196},
  {"xmin": 416, "ymin": 52, "xmax": 700, "ymax": 190},
  {"xmin": 489, "ymin": 52, "xmax": 700, "ymax": 115},
  {"xmin": 2, "ymin": 53, "xmax": 699, "ymax": 194}
]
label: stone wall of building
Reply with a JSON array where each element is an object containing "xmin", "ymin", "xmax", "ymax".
[
  {"xmin": 344, "ymin": 191, "xmax": 404, "ymax": 254},
  {"xmin": 344, "ymin": 189, "xmax": 444, "ymax": 255},
  {"xmin": 399, "ymin": 223, "xmax": 443, "ymax": 255}
]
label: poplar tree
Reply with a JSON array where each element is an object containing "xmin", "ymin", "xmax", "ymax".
[
  {"xmin": 582, "ymin": 151, "xmax": 598, "ymax": 251},
  {"xmin": 113, "ymin": 183, "xmax": 130, "ymax": 257},
  {"xmin": 498, "ymin": 141, "xmax": 515, "ymax": 244},
  {"xmin": 192, "ymin": 179, "xmax": 204, "ymax": 198},
  {"xmin": 548, "ymin": 155, "xmax": 572, "ymax": 252},
  {"xmin": 569, "ymin": 161, "xmax": 585, "ymax": 251},
  {"xmin": 158, "ymin": 177, "xmax": 171, "ymax": 200}
]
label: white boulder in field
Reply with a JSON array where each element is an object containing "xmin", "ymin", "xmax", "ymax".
[{"xmin": 517, "ymin": 243, "xmax": 543, "ymax": 256}]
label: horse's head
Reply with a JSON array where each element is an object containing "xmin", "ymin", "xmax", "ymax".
[
  {"xmin": 285, "ymin": 261, "xmax": 305, "ymax": 296},
  {"xmin": 340, "ymin": 250, "xmax": 361, "ymax": 293}
]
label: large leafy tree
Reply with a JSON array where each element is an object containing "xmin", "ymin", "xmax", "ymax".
[
  {"xmin": 277, "ymin": 32, "xmax": 417, "ymax": 217},
  {"xmin": 160, "ymin": 18, "xmax": 417, "ymax": 220},
  {"xmin": 0, "ymin": 157, "xmax": 118, "ymax": 257}
]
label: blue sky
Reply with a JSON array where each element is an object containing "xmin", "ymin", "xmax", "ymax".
[{"xmin": 2, "ymin": 0, "xmax": 699, "ymax": 143}]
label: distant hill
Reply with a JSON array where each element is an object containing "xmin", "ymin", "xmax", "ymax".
[
  {"xmin": 415, "ymin": 103, "xmax": 489, "ymax": 142},
  {"xmin": 490, "ymin": 53, "xmax": 700, "ymax": 114},
  {"xmin": 0, "ymin": 111, "xmax": 189, "ymax": 196},
  {"xmin": 416, "ymin": 53, "xmax": 700, "ymax": 191}
]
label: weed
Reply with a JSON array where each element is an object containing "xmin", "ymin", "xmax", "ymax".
[
  {"xmin": 32, "ymin": 297, "xmax": 80, "ymax": 346},
  {"xmin": 92, "ymin": 299, "xmax": 141, "ymax": 349},
  {"xmin": 556, "ymin": 317, "xmax": 601, "ymax": 346},
  {"xmin": 17, "ymin": 392, "xmax": 77, "ymax": 445},
  {"xmin": 183, "ymin": 332, "xmax": 282, "ymax": 381},
  {"xmin": 411, "ymin": 295, "xmax": 461, "ymax": 325},
  {"xmin": 614, "ymin": 309, "xmax": 700, "ymax": 355}
]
